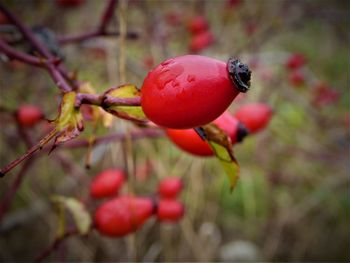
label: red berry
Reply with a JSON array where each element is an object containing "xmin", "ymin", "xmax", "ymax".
[
  {"xmin": 56, "ymin": 0, "xmax": 85, "ymax": 7},
  {"xmin": 90, "ymin": 169, "xmax": 125, "ymax": 199},
  {"xmin": 16, "ymin": 104, "xmax": 43, "ymax": 127},
  {"xmin": 0, "ymin": 11, "xmax": 9, "ymax": 25},
  {"xmin": 94, "ymin": 196, "xmax": 154, "ymax": 237},
  {"xmin": 227, "ymin": 0, "xmax": 243, "ymax": 8},
  {"xmin": 157, "ymin": 199, "xmax": 184, "ymax": 222},
  {"xmin": 286, "ymin": 53, "xmax": 306, "ymax": 70},
  {"xmin": 288, "ymin": 70, "xmax": 305, "ymax": 87},
  {"xmin": 141, "ymin": 55, "xmax": 251, "ymax": 129},
  {"xmin": 166, "ymin": 111, "xmax": 248, "ymax": 156},
  {"xmin": 312, "ymin": 82, "xmax": 340, "ymax": 108},
  {"xmin": 234, "ymin": 103, "xmax": 273, "ymax": 133},
  {"xmin": 187, "ymin": 16, "xmax": 209, "ymax": 35},
  {"xmin": 189, "ymin": 31, "xmax": 214, "ymax": 52},
  {"xmin": 158, "ymin": 177, "xmax": 183, "ymax": 199}
]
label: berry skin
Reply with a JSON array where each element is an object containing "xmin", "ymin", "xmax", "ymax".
[
  {"xmin": 286, "ymin": 53, "xmax": 306, "ymax": 70},
  {"xmin": 187, "ymin": 16, "xmax": 209, "ymax": 35},
  {"xmin": 56, "ymin": 0, "xmax": 85, "ymax": 7},
  {"xmin": 90, "ymin": 169, "xmax": 125, "ymax": 199},
  {"xmin": 141, "ymin": 55, "xmax": 251, "ymax": 129},
  {"xmin": 157, "ymin": 199, "xmax": 184, "ymax": 222},
  {"xmin": 234, "ymin": 103, "xmax": 273, "ymax": 133},
  {"xmin": 158, "ymin": 177, "xmax": 183, "ymax": 199},
  {"xmin": 288, "ymin": 70, "xmax": 305, "ymax": 87},
  {"xmin": 94, "ymin": 196, "xmax": 154, "ymax": 237},
  {"xmin": 189, "ymin": 31, "xmax": 214, "ymax": 53},
  {"xmin": 166, "ymin": 111, "xmax": 249, "ymax": 156},
  {"xmin": 16, "ymin": 105, "xmax": 43, "ymax": 127},
  {"xmin": 312, "ymin": 82, "xmax": 340, "ymax": 108}
]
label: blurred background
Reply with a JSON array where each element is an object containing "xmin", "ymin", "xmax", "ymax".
[{"xmin": 0, "ymin": 0, "xmax": 349, "ymax": 261}]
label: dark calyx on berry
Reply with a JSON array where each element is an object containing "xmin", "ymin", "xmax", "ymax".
[
  {"xmin": 236, "ymin": 122, "xmax": 250, "ymax": 142},
  {"xmin": 227, "ymin": 58, "xmax": 251, "ymax": 93}
]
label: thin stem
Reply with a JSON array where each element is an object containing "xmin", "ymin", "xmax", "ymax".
[
  {"xmin": 57, "ymin": 30, "xmax": 138, "ymax": 45},
  {"xmin": 99, "ymin": 0, "xmax": 118, "ymax": 33},
  {"xmin": 0, "ymin": 3, "xmax": 72, "ymax": 93},
  {"xmin": 64, "ymin": 128, "xmax": 164, "ymax": 149},
  {"xmin": 0, "ymin": 39, "xmax": 44, "ymax": 67},
  {"xmin": 0, "ymin": 159, "xmax": 35, "ymax": 222},
  {"xmin": 33, "ymin": 228, "xmax": 80, "ymax": 263},
  {"xmin": 0, "ymin": 129, "xmax": 58, "ymax": 177}
]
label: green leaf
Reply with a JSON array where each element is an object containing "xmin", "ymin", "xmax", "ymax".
[
  {"xmin": 51, "ymin": 196, "xmax": 92, "ymax": 235},
  {"xmin": 103, "ymin": 85, "xmax": 146, "ymax": 123},
  {"xmin": 50, "ymin": 92, "xmax": 84, "ymax": 151},
  {"xmin": 201, "ymin": 124, "xmax": 240, "ymax": 191}
]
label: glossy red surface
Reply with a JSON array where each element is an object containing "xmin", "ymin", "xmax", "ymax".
[
  {"xmin": 157, "ymin": 199, "xmax": 184, "ymax": 222},
  {"xmin": 166, "ymin": 111, "xmax": 240, "ymax": 156},
  {"xmin": 94, "ymin": 196, "xmax": 153, "ymax": 237},
  {"xmin": 158, "ymin": 177, "xmax": 183, "ymax": 199},
  {"xmin": 141, "ymin": 55, "xmax": 239, "ymax": 129},
  {"xmin": 17, "ymin": 105, "xmax": 43, "ymax": 127},
  {"xmin": 234, "ymin": 103, "xmax": 272, "ymax": 133},
  {"xmin": 90, "ymin": 169, "xmax": 125, "ymax": 199}
]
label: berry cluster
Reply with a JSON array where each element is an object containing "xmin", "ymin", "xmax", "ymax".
[{"xmin": 90, "ymin": 170, "xmax": 184, "ymax": 237}]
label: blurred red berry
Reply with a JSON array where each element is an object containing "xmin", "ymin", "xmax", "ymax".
[
  {"xmin": 16, "ymin": 105, "xmax": 43, "ymax": 128},
  {"xmin": 0, "ymin": 11, "xmax": 9, "ymax": 25},
  {"xmin": 94, "ymin": 196, "xmax": 154, "ymax": 237},
  {"xmin": 157, "ymin": 199, "xmax": 184, "ymax": 222},
  {"xmin": 312, "ymin": 82, "xmax": 340, "ymax": 108},
  {"xmin": 189, "ymin": 31, "xmax": 214, "ymax": 53},
  {"xmin": 166, "ymin": 111, "xmax": 249, "ymax": 156},
  {"xmin": 289, "ymin": 70, "xmax": 305, "ymax": 87},
  {"xmin": 143, "ymin": 56, "xmax": 154, "ymax": 69},
  {"xmin": 286, "ymin": 53, "xmax": 306, "ymax": 70},
  {"xmin": 227, "ymin": 0, "xmax": 243, "ymax": 8},
  {"xmin": 234, "ymin": 103, "xmax": 273, "ymax": 133},
  {"xmin": 245, "ymin": 21, "xmax": 257, "ymax": 36},
  {"xmin": 56, "ymin": 0, "xmax": 85, "ymax": 7},
  {"xmin": 187, "ymin": 16, "xmax": 209, "ymax": 35},
  {"xmin": 90, "ymin": 169, "xmax": 125, "ymax": 199},
  {"xmin": 158, "ymin": 177, "xmax": 183, "ymax": 199},
  {"xmin": 165, "ymin": 11, "xmax": 182, "ymax": 26}
]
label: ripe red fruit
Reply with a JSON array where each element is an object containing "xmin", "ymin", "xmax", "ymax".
[
  {"xmin": 141, "ymin": 55, "xmax": 251, "ymax": 129},
  {"xmin": 90, "ymin": 169, "xmax": 125, "ymax": 199},
  {"xmin": 286, "ymin": 53, "xmax": 306, "ymax": 70},
  {"xmin": 289, "ymin": 70, "xmax": 305, "ymax": 87},
  {"xmin": 234, "ymin": 103, "xmax": 273, "ymax": 133},
  {"xmin": 94, "ymin": 196, "xmax": 154, "ymax": 237},
  {"xmin": 16, "ymin": 105, "xmax": 43, "ymax": 127},
  {"xmin": 187, "ymin": 16, "xmax": 209, "ymax": 35},
  {"xmin": 189, "ymin": 31, "xmax": 214, "ymax": 52},
  {"xmin": 0, "ymin": 11, "xmax": 9, "ymax": 25},
  {"xmin": 166, "ymin": 111, "xmax": 249, "ymax": 156},
  {"xmin": 56, "ymin": 0, "xmax": 85, "ymax": 7},
  {"xmin": 312, "ymin": 82, "xmax": 340, "ymax": 108},
  {"xmin": 157, "ymin": 199, "xmax": 184, "ymax": 222},
  {"xmin": 158, "ymin": 177, "xmax": 183, "ymax": 199}
]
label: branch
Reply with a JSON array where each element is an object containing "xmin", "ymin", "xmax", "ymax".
[
  {"xmin": 99, "ymin": 0, "xmax": 118, "ymax": 33},
  {"xmin": 57, "ymin": 30, "xmax": 139, "ymax": 45},
  {"xmin": 0, "ymin": 3, "xmax": 72, "ymax": 93},
  {"xmin": 33, "ymin": 228, "xmax": 80, "ymax": 263},
  {"xmin": 64, "ymin": 128, "xmax": 164, "ymax": 149},
  {"xmin": 0, "ymin": 158, "xmax": 35, "ymax": 223},
  {"xmin": 74, "ymin": 93, "xmax": 141, "ymax": 107}
]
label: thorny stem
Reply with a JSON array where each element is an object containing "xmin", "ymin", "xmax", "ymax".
[{"xmin": 0, "ymin": 128, "xmax": 58, "ymax": 177}]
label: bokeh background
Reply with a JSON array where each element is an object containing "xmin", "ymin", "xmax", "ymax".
[{"xmin": 0, "ymin": 0, "xmax": 349, "ymax": 261}]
